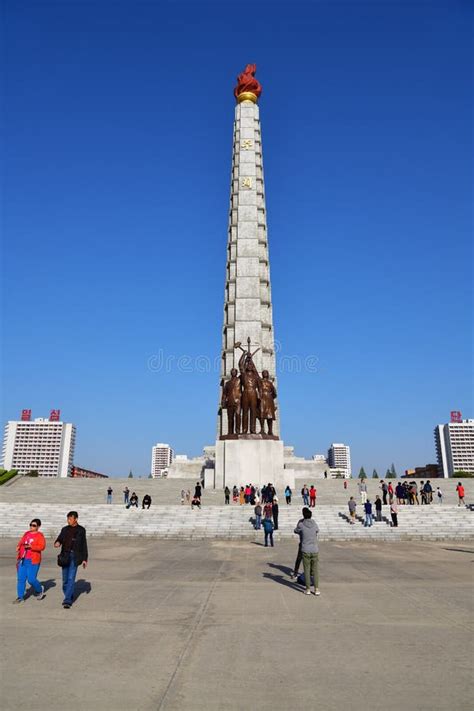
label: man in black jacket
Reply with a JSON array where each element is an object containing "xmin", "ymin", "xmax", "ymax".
[{"xmin": 54, "ymin": 511, "xmax": 88, "ymax": 609}]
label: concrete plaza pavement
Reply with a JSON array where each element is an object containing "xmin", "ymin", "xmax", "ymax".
[{"xmin": 1, "ymin": 539, "xmax": 473, "ymax": 711}]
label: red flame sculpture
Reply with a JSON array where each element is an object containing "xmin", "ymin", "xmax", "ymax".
[{"xmin": 234, "ymin": 64, "xmax": 262, "ymax": 101}]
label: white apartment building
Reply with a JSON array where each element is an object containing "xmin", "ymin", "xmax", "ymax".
[
  {"xmin": 1, "ymin": 417, "xmax": 76, "ymax": 477},
  {"xmin": 327, "ymin": 443, "xmax": 351, "ymax": 478},
  {"xmin": 434, "ymin": 419, "xmax": 474, "ymax": 478},
  {"xmin": 151, "ymin": 443, "xmax": 174, "ymax": 478}
]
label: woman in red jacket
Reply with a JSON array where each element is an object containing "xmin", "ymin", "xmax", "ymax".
[{"xmin": 14, "ymin": 518, "xmax": 46, "ymax": 603}]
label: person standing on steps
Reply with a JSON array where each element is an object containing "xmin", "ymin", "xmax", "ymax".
[
  {"xmin": 272, "ymin": 497, "xmax": 279, "ymax": 530},
  {"xmin": 123, "ymin": 486, "xmax": 130, "ymax": 505},
  {"xmin": 456, "ymin": 482, "xmax": 465, "ymax": 506},
  {"xmin": 106, "ymin": 486, "xmax": 113, "ymax": 504},
  {"xmin": 254, "ymin": 501, "xmax": 262, "ymax": 530},
  {"xmin": 364, "ymin": 499, "xmax": 373, "ymax": 527},
  {"xmin": 294, "ymin": 508, "xmax": 320, "ymax": 596},
  {"xmin": 13, "ymin": 519, "xmax": 46, "ymax": 603},
  {"xmin": 301, "ymin": 484, "xmax": 309, "ymax": 506},
  {"xmin": 358, "ymin": 480, "xmax": 368, "ymax": 504},
  {"xmin": 374, "ymin": 495, "xmax": 382, "ymax": 522},
  {"xmin": 390, "ymin": 500, "xmax": 398, "ymax": 528},
  {"xmin": 194, "ymin": 481, "xmax": 202, "ymax": 502},
  {"xmin": 437, "ymin": 487, "xmax": 443, "ymax": 504},
  {"xmin": 54, "ymin": 511, "xmax": 88, "ymax": 609},
  {"xmin": 348, "ymin": 497, "xmax": 357, "ymax": 524},
  {"xmin": 309, "ymin": 485, "xmax": 317, "ymax": 508},
  {"xmin": 224, "ymin": 486, "xmax": 230, "ymax": 504},
  {"xmin": 285, "ymin": 485, "xmax": 292, "ymax": 505}
]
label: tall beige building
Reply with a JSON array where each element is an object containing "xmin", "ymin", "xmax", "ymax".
[
  {"xmin": 434, "ymin": 418, "xmax": 474, "ymax": 478},
  {"xmin": 1, "ymin": 414, "xmax": 76, "ymax": 477}
]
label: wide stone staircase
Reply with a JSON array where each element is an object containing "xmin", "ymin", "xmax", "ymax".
[
  {"xmin": 1, "ymin": 502, "xmax": 472, "ymax": 541},
  {"xmin": 2, "ymin": 476, "xmax": 472, "ymax": 507}
]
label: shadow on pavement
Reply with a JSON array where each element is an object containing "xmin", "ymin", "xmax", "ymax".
[
  {"xmin": 267, "ymin": 562, "xmax": 293, "ymax": 576},
  {"xmin": 262, "ymin": 571, "xmax": 303, "ymax": 592},
  {"xmin": 74, "ymin": 579, "xmax": 92, "ymax": 600}
]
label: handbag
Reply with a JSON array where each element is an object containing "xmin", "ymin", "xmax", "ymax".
[{"xmin": 57, "ymin": 550, "xmax": 70, "ymax": 567}]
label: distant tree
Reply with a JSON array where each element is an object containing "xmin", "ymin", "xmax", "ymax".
[
  {"xmin": 358, "ymin": 467, "xmax": 367, "ymax": 479},
  {"xmin": 453, "ymin": 470, "xmax": 474, "ymax": 478},
  {"xmin": 128, "ymin": 470, "xmax": 133, "ymax": 479},
  {"xmin": 26, "ymin": 470, "xmax": 39, "ymax": 477},
  {"xmin": 390, "ymin": 463, "xmax": 397, "ymax": 477},
  {"xmin": 372, "ymin": 469, "xmax": 379, "ymax": 479},
  {"xmin": 148, "ymin": 473, "xmax": 153, "ymax": 479},
  {"xmin": 386, "ymin": 467, "xmax": 396, "ymax": 479}
]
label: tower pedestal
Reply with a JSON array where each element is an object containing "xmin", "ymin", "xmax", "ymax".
[{"xmin": 213, "ymin": 438, "xmax": 294, "ymax": 492}]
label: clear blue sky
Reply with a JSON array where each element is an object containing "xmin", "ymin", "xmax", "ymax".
[{"xmin": 2, "ymin": 1, "xmax": 472, "ymax": 477}]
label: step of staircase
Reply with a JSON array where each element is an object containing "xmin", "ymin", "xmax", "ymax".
[{"xmin": 0, "ymin": 503, "xmax": 472, "ymax": 541}]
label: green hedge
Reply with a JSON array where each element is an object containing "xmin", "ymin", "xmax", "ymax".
[{"xmin": 0, "ymin": 469, "xmax": 19, "ymax": 486}]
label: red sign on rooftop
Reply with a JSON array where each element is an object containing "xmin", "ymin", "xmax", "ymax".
[
  {"xmin": 49, "ymin": 409, "xmax": 61, "ymax": 421},
  {"xmin": 21, "ymin": 409, "xmax": 31, "ymax": 421},
  {"xmin": 450, "ymin": 411, "xmax": 462, "ymax": 423}
]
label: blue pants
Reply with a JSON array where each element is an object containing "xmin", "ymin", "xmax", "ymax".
[
  {"xmin": 364, "ymin": 513, "xmax": 373, "ymax": 527},
  {"xmin": 255, "ymin": 514, "xmax": 261, "ymax": 530},
  {"xmin": 62, "ymin": 552, "xmax": 78, "ymax": 605},
  {"xmin": 17, "ymin": 558, "xmax": 42, "ymax": 599},
  {"xmin": 303, "ymin": 495, "xmax": 309, "ymax": 505},
  {"xmin": 264, "ymin": 530, "xmax": 274, "ymax": 546},
  {"xmin": 107, "ymin": 495, "xmax": 112, "ymax": 504}
]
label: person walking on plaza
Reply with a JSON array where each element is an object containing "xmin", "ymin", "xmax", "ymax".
[
  {"xmin": 374, "ymin": 495, "xmax": 382, "ymax": 522},
  {"xmin": 254, "ymin": 502, "xmax": 262, "ymax": 530},
  {"xmin": 54, "ymin": 511, "xmax": 88, "ymax": 609},
  {"xmin": 106, "ymin": 486, "xmax": 113, "ymax": 504},
  {"xmin": 142, "ymin": 494, "xmax": 152, "ymax": 509},
  {"xmin": 309, "ymin": 485, "xmax": 317, "ymax": 508},
  {"xmin": 285, "ymin": 485, "xmax": 292, "ymax": 505},
  {"xmin": 262, "ymin": 516, "xmax": 274, "ymax": 547},
  {"xmin": 437, "ymin": 487, "xmax": 443, "ymax": 504},
  {"xmin": 358, "ymin": 480, "xmax": 368, "ymax": 504},
  {"xmin": 232, "ymin": 485, "xmax": 239, "ymax": 503},
  {"xmin": 14, "ymin": 519, "xmax": 46, "ymax": 603},
  {"xmin": 301, "ymin": 484, "xmax": 309, "ymax": 506},
  {"xmin": 348, "ymin": 496, "xmax": 357, "ymax": 524},
  {"xmin": 294, "ymin": 508, "xmax": 320, "ymax": 596},
  {"xmin": 364, "ymin": 499, "xmax": 373, "ymax": 527},
  {"xmin": 123, "ymin": 486, "xmax": 130, "ymax": 505},
  {"xmin": 343, "ymin": 479, "xmax": 348, "ymax": 490},
  {"xmin": 224, "ymin": 486, "xmax": 230, "ymax": 504},
  {"xmin": 272, "ymin": 497, "xmax": 279, "ymax": 530},
  {"xmin": 290, "ymin": 511, "xmax": 304, "ymax": 580},
  {"xmin": 390, "ymin": 501, "xmax": 398, "ymax": 528},
  {"xmin": 456, "ymin": 482, "xmax": 465, "ymax": 506},
  {"xmin": 239, "ymin": 487, "xmax": 245, "ymax": 505}
]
